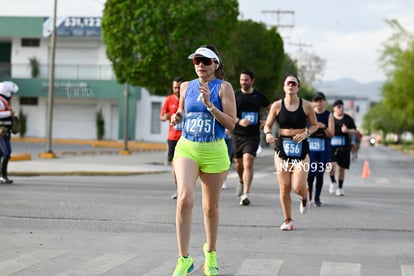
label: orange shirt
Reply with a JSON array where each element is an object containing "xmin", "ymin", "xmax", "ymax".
[{"xmin": 161, "ymin": 94, "xmax": 182, "ymax": 141}]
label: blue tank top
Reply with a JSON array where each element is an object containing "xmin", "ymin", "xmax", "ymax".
[
  {"xmin": 311, "ymin": 110, "xmax": 330, "ymax": 137},
  {"xmin": 182, "ymin": 78, "xmax": 225, "ymax": 142}
]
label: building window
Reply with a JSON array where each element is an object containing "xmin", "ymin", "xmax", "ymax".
[
  {"xmin": 151, "ymin": 102, "xmax": 161, "ymax": 134},
  {"xmin": 19, "ymin": 97, "xmax": 38, "ymax": 106},
  {"xmin": 21, "ymin": 38, "xmax": 40, "ymax": 47}
]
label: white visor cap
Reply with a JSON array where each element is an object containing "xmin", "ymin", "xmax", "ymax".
[{"xmin": 188, "ymin": 47, "xmax": 220, "ymax": 65}]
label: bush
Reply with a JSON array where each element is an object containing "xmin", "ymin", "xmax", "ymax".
[
  {"xmin": 29, "ymin": 57, "xmax": 39, "ymax": 78},
  {"xmin": 96, "ymin": 109, "xmax": 105, "ymax": 140},
  {"xmin": 18, "ymin": 109, "xmax": 27, "ymax": 137}
]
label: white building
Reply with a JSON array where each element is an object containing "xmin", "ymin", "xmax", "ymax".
[{"xmin": 0, "ymin": 16, "xmax": 169, "ymax": 142}]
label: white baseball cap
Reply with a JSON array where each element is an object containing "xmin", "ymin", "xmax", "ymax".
[{"xmin": 0, "ymin": 81, "xmax": 19, "ymax": 97}]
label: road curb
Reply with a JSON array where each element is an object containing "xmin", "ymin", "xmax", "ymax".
[
  {"xmin": 10, "ymin": 153, "xmax": 32, "ymax": 161},
  {"xmin": 11, "ymin": 137, "xmax": 167, "ymax": 151}
]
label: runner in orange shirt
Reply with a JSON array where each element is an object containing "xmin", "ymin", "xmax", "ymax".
[{"xmin": 160, "ymin": 77, "xmax": 183, "ymax": 199}]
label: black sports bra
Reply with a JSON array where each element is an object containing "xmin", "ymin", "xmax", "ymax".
[{"xmin": 277, "ymin": 98, "xmax": 307, "ymax": 129}]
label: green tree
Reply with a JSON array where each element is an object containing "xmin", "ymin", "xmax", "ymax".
[
  {"xmin": 102, "ymin": 0, "xmax": 239, "ymax": 95},
  {"xmin": 225, "ymin": 20, "xmax": 285, "ymax": 101},
  {"xmin": 362, "ymin": 102, "xmax": 396, "ymax": 137},
  {"xmin": 274, "ymin": 54, "xmax": 299, "ymax": 100},
  {"xmin": 379, "ymin": 19, "xmax": 414, "ymax": 133}
]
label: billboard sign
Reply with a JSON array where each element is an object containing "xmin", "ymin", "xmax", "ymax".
[{"xmin": 43, "ymin": 17, "xmax": 101, "ymax": 37}]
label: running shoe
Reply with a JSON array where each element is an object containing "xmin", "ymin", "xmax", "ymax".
[
  {"xmin": 0, "ymin": 177, "xmax": 13, "ymax": 184},
  {"xmin": 299, "ymin": 199, "xmax": 310, "ymax": 214},
  {"xmin": 239, "ymin": 194, "xmax": 250, "ymax": 206},
  {"xmin": 172, "ymin": 256, "xmax": 194, "ymax": 276},
  {"xmin": 336, "ymin": 188, "xmax": 345, "ymax": 196},
  {"xmin": 280, "ymin": 219, "xmax": 294, "ymax": 231},
  {"xmin": 236, "ymin": 182, "xmax": 243, "ymax": 197},
  {"xmin": 202, "ymin": 243, "xmax": 218, "ymax": 276},
  {"xmin": 329, "ymin": 182, "xmax": 337, "ymax": 194},
  {"xmin": 171, "ymin": 192, "xmax": 178, "ymax": 200},
  {"xmin": 313, "ymin": 200, "xmax": 322, "ymax": 207}
]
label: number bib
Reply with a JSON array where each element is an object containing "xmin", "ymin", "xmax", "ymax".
[
  {"xmin": 308, "ymin": 137, "xmax": 325, "ymax": 152},
  {"xmin": 185, "ymin": 112, "xmax": 214, "ymax": 137},
  {"xmin": 282, "ymin": 139, "xmax": 303, "ymax": 157},
  {"xmin": 241, "ymin": 111, "xmax": 258, "ymax": 125},
  {"xmin": 173, "ymin": 121, "xmax": 183, "ymax": 131},
  {"xmin": 331, "ymin": 136, "xmax": 345, "ymax": 146}
]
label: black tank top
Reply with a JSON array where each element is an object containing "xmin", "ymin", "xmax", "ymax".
[{"xmin": 277, "ymin": 98, "xmax": 307, "ymax": 129}]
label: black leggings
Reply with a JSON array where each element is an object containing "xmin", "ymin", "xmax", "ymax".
[{"xmin": 308, "ymin": 173, "xmax": 324, "ymax": 202}]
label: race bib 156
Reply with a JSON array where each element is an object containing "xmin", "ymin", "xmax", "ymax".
[{"xmin": 283, "ymin": 139, "xmax": 302, "ymax": 157}]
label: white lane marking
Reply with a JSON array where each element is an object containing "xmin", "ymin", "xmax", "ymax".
[
  {"xmin": 55, "ymin": 253, "xmax": 136, "ymax": 276},
  {"xmin": 143, "ymin": 255, "xmax": 204, "ymax": 276},
  {"xmin": 236, "ymin": 258, "xmax": 283, "ymax": 276},
  {"xmin": 320, "ymin": 261, "xmax": 361, "ymax": 276},
  {"xmin": 402, "ymin": 265, "xmax": 414, "ymax": 276},
  {"xmin": 0, "ymin": 249, "xmax": 67, "ymax": 275}
]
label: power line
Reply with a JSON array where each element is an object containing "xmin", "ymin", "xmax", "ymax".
[{"xmin": 288, "ymin": 41, "xmax": 312, "ymax": 52}]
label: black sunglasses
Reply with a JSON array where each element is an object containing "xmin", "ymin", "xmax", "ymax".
[{"xmin": 193, "ymin": 56, "xmax": 214, "ymax": 66}]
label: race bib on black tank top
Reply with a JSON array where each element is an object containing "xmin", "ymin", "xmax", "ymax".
[{"xmin": 283, "ymin": 139, "xmax": 303, "ymax": 157}]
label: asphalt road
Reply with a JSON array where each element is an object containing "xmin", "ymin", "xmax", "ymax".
[{"xmin": 1, "ymin": 142, "xmax": 413, "ymax": 276}]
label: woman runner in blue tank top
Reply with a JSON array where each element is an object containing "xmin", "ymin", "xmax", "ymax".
[{"xmin": 170, "ymin": 45, "xmax": 236, "ymax": 276}]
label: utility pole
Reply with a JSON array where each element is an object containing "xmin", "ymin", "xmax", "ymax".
[
  {"xmin": 288, "ymin": 42, "xmax": 312, "ymax": 52},
  {"xmin": 120, "ymin": 83, "xmax": 131, "ymax": 155},
  {"xmin": 262, "ymin": 10, "xmax": 295, "ymax": 29},
  {"xmin": 40, "ymin": 0, "xmax": 57, "ymax": 159}
]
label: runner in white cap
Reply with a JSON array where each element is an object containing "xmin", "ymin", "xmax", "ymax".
[{"xmin": 0, "ymin": 81, "xmax": 19, "ymax": 184}]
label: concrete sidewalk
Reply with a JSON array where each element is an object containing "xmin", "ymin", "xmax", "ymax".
[
  {"xmin": 9, "ymin": 138, "xmax": 171, "ymax": 176},
  {"xmin": 9, "ymin": 152, "xmax": 172, "ymax": 176}
]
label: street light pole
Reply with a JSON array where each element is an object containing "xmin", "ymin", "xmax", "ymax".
[
  {"xmin": 120, "ymin": 83, "xmax": 130, "ymax": 154},
  {"xmin": 41, "ymin": 0, "xmax": 57, "ymax": 158}
]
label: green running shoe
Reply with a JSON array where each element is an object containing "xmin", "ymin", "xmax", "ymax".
[
  {"xmin": 172, "ymin": 256, "xmax": 194, "ymax": 276},
  {"xmin": 202, "ymin": 243, "xmax": 218, "ymax": 276}
]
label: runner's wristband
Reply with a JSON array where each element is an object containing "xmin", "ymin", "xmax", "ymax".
[{"xmin": 207, "ymin": 104, "xmax": 215, "ymax": 112}]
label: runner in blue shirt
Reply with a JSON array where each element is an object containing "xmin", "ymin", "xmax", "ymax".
[{"xmin": 307, "ymin": 92, "xmax": 334, "ymax": 207}]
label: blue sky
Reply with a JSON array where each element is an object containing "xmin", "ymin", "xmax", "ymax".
[{"xmin": 2, "ymin": 0, "xmax": 414, "ymax": 83}]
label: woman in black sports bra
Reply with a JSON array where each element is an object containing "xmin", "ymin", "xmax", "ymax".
[{"xmin": 263, "ymin": 75, "xmax": 318, "ymax": 231}]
